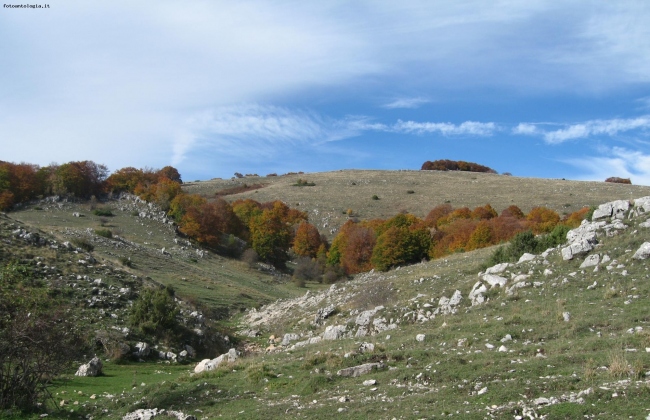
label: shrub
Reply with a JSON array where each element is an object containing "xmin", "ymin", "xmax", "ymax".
[
  {"xmin": 241, "ymin": 248, "xmax": 259, "ymax": 268},
  {"xmin": 129, "ymin": 287, "xmax": 179, "ymax": 338},
  {"xmin": 0, "ymin": 262, "xmax": 81, "ymax": 411},
  {"xmin": 95, "ymin": 228, "xmax": 113, "ymax": 238},
  {"xmin": 119, "ymin": 256, "xmax": 133, "ymax": 267},
  {"xmin": 93, "ymin": 208, "xmax": 114, "ymax": 217},
  {"xmin": 371, "ymin": 195, "xmax": 379, "ymax": 200},
  {"xmin": 293, "ymin": 179, "xmax": 315, "ymax": 187},
  {"xmin": 293, "ymin": 257, "xmax": 322, "ymax": 283},
  {"xmin": 406, "ymin": 190, "xmax": 415, "ymax": 194},
  {"xmin": 72, "ymin": 238, "xmax": 94, "ymax": 252}
]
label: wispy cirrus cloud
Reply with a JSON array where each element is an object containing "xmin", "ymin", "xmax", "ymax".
[
  {"xmin": 382, "ymin": 97, "xmax": 430, "ymax": 109},
  {"xmin": 174, "ymin": 105, "xmax": 499, "ymax": 166},
  {"xmin": 513, "ymin": 116, "xmax": 650, "ymax": 143},
  {"xmin": 392, "ymin": 120, "xmax": 497, "ymax": 136},
  {"xmin": 564, "ymin": 146, "xmax": 650, "ymax": 185}
]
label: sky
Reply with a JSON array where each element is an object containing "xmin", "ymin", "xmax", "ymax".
[{"xmin": 2, "ymin": 1, "xmax": 650, "ymax": 184}]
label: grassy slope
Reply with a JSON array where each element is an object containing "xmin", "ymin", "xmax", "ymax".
[
  {"xmin": 10, "ymin": 199, "xmax": 313, "ymax": 314},
  {"xmin": 26, "ymin": 206, "xmax": 650, "ymax": 419},
  {"xmin": 185, "ymin": 170, "xmax": 650, "ymax": 238},
  {"xmin": 5, "ymin": 171, "xmax": 650, "ymax": 418}
]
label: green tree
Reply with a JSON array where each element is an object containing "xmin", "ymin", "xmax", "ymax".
[{"xmin": 129, "ymin": 287, "xmax": 179, "ymax": 337}]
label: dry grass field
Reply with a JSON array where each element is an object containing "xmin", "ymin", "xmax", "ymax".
[{"xmin": 185, "ymin": 170, "xmax": 650, "ymax": 237}]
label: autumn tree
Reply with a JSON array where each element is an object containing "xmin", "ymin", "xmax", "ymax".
[
  {"xmin": 232, "ymin": 199, "xmax": 263, "ymax": 226},
  {"xmin": 249, "ymin": 202, "xmax": 293, "ymax": 266},
  {"xmin": 466, "ymin": 220, "xmax": 494, "ymax": 250},
  {"xmin": 471, "ymin": 204, "xmax": 498, "ymax": 220},
  {"xmin": 526, "ymin": 206, "xmax": 560, "ymax": 234},
  {"xmin": 371, "ymin": 224, "xmax": 431, "ymax": 271},
  {"xmin": 424, "ymin": 203, "xmax": 453, "ymax": 227},
  {"xmin": 340, "ymin": 225, "xmax": 376, "ymax": 274},
  {"xmin": 51, "ymin": 161, "xmax": 108, "ymax": 198},
  {"xmin": 168, "ymin": 193, "xmax": 206, "ymax": 222},
  {"xmin": 293, "ymin": 221, "xmax": 322, "ymax": 258},
  {"xmin": 157, "ymin": 166, "xmax": 182, "ymax": 183},
  {"xmin": 500, "ymin": 205, "xmax": 525, "ymax": 219}
]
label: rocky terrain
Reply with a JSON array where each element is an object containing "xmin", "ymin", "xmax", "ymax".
[{"xmin": 3, "ymin": 185, "xmax": 650, "ymax": 418}]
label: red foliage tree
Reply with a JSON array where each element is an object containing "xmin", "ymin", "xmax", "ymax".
[{"xmin": 425, "ymin": 204, "xmax": 453, "ymax": 227}]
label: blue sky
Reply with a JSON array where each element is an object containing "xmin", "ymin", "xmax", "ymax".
[{"xmin": 2, "ymin": 1, "xmax": 650, "ymax": 184}]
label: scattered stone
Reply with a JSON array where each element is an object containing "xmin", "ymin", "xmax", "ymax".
[
  {"xmin": 563, "ymin": 312, "xmax": 571, "ymax": 322},
  {"xmin": 579, "ymin": 254, "xmax": 600, "ymax": 268},
  {"xmin": 75, "ymin": 357, "xmax": 103, "ymax": 377},
  {"xmin": 415, "ymin": 334, "xmax": 426, "ymax": 342},
  {"xmin": 362, "ymin": 379, "xmax": 377, "ymax": 386},
  {"xmin": 518, "ymin": 253, "xmax": 536, "ymax": 263},
  {"xmin": 337, "ymin": 362, "xmax": 384, "ymax": 377},
  {"xmin": 359, "ymin": 342, "xmax": 375, "ymax": 353},
  {"xmin": 323, "ymin": 325, "xmax": 347, "ymax": 340},
  {"xmin": 632, "ymin": 242, "xmax": 650, "ymax": 260}
]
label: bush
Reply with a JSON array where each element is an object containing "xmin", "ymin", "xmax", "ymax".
[
  {"xmin": 0, "ymin": 262, "xmax": 81, "ymax": 412},
  {"xmin": 293, "ymin": 257, "xmax": 322, "ymax": 283},
  {"xmin": 119, "ymin": 256, "xmax": 133, "ymax": 267},
  {"xmin": 293, "ymin": 179, "xmax": 315, "ymax": 187},
  {"xmin": 129, "ymin": 287, "xmax": 179, "ymax": 338},
  {"xmin": 241, "ymin": 248, "xmax": 259, "ymax": 268},
  {"xmin": 372, "ymin": 195, "xmax": 379, "ymax": 200},
  {"xmin": 95, "ymin": 228, "xmax": 113, "ymax": 238},
  {"xmin": 71, "ymin": 238, "xmax": 94, "ymax": 252},
  {"xmin": 93, "ymin": 208, "xmax": 114, "ymax": 217}
]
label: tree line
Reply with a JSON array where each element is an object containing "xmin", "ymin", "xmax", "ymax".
[{"xmin": 1, "ymin": 159, "xmax": 590, "ymax": 280}]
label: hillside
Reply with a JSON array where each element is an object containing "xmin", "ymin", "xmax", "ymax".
[
  {"xmin": 3, "ymin": 172, "xmax": 650, "ymax": 419},
  {"xmin": 16, "ymin": 195, "xmax": 649, "ymax": 419},
  {"xmin": 184, "ymin": 170, "xmax": 650, "ymax": 238}
]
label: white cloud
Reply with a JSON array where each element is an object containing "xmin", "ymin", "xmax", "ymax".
[
  {"xmin": 391, "ymin": 120, "xmax": 497, "ymax": 136},
  {"xmin": 513, "ymin": 116, "xmax": 650, "ymax": 144},
  {"xmin": 383, "ymin": 97, "xmax": 430, "ymax": 109},
  {"xmin": 512, "ymin": 123, "xmax": 538, "ymax": 135},
  {"xmin": 565, "ymin": 147, "xmax": 650, "ymax": 186},
  {"xmin": 174, "ymin": 106, "xmax": 499, "ymax": 167},
  {"xmin": 544, "ymin": 117, "xmax": 650, "ymax": 144}
]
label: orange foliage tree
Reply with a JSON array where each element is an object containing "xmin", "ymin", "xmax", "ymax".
[
  {"xmin": 293, "ymin": 222, "xmax": 322, "ymax": 258},
  {"xmin": 526, "ymin": 207, "xmax": 560, "ymax": 234},
  {"xmin": 371, "ymin": 224, "xmax": 431, "ymax": 271},
  {"xmin": 249, "ymin": 202, "xmax": 294, "ymax": 266}
]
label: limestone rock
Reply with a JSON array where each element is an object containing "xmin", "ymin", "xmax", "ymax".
[
  {"xmin": 592, "ymin": 200, "xmax": 629, "ymax": 221},
  {"xmin": 633, "ymin": 242, "xmax": 650, "ymax": 260},
  {"xmin": 415, "ymin": 334, "xmax": 425, "ymax": 342},
  {"xmin": 469, "ymin": 281, "xmax": 488, "ymax": 306},
  {"xmin": 281, "ymin": 333, "xmax": 300, "ymax": 346},
  {"xmin": 561, "ymin": 220, "xmax": 602, "ymax": 260},
  {"xmin": 518, "ymin": 253, "xmax": 536, "ymax": 263},
  {"xmin": 323, "ymin": 325, "xmax": 347, "ymax": 340},
  {"xmin": 485, "ymin": 262, "xmax": 509, "ymax": 274},
  {"xmin": 337, "ymin": 362, "xmax": 384, "ymax": 377},
  {"xmin": 579, "ymin": 254, "xmax": 600, "ymax": 269},
  {"xmin": 194, "ymin": 348, "xmax": 239, "ymax": 373},
  {"xmin": 134, "ymin": 342, "xmax": 150, "ymax": 358},
  {"xmin": 482, "ymin": 274, "xmax": 507, "ymax": 288},
  {"xmin": 75, "ymin": 357, "xmax": 103, "ymax": 377}
]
